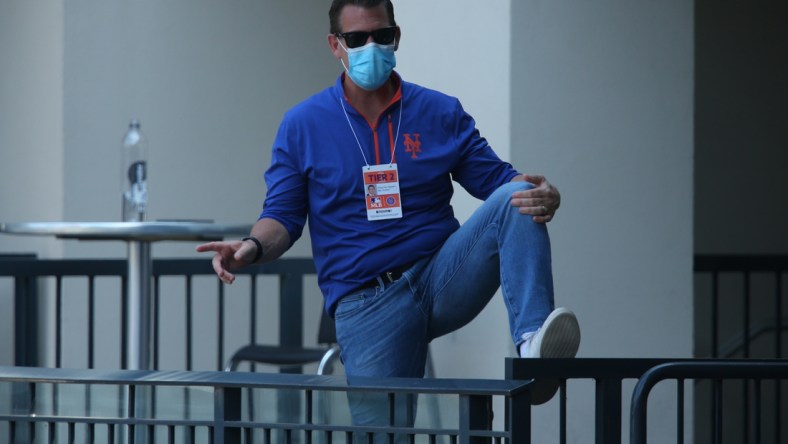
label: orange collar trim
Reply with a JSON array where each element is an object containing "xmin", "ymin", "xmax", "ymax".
[{"xmin": 341, "ymin": 71, "xmax": 403, "ymax": 110}]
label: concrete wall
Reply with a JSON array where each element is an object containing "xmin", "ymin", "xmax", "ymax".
[
  {"xmin": 694, "ymin": 1, "xmax": 788, "ymax": 254},
  {"xmin": 0, "ymin": 0, "xmax": 64, "ymax": 367},
  {"xmin": 59, "ymin": 0, "xmax": 335, "ymax": 260},
  {"xmin": 1, "ymin": 0, "xmax": 698, "ymax": 439},
  {"xmin": 396, "ymin": 0, "xmax": 516, "ymax": 376},
  {"xmin": 0, "ymin": 0, "xmax": 334, "ymax": 366},
  {"xmin": 510, "ymin": 1, "xmax": 694, "ymax": 441},
  {"xmin": 0, "ymin": 1, "xmax": 65, "ymax": 257}
]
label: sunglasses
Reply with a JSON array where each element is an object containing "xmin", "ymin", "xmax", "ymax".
[{"xmin": 335, "ymin": 26, "xmax": 398, "ymax": 49}]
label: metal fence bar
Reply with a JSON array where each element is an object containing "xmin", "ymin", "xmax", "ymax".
[
  {"xmin": 711, "ymin": 270, "xmax": 719, "ymax": 358},
  {"xmin": 249, "ymin": 274, "xmax": 258, "ymax": 345},
  {"xmin": 507, "ymin": 357, "xmax": 788, "ymax": 444},
  {"xmin": 121, "ymin": 273, "xmax": 128, "ymax": 370},
  {"xmin": 693, "ymin": 255, "xmax": 788, "ymax": 444},
  {"xmin": 2, "ymin": 257, "xmax": 318, "ymax": 373},
  {"xmin": 214, "ymin": 386, "xmax": 241, "ymax": 444},
  {"xmin": 777, "ymin": 271, "xmax": 783, "ymax": 359},
  {"xmin": 55, "ymin": 276, "xmax": 63, "ymax": 368},
  {"xmin": 559, "ymin": 382, "xmax": 567, "ymax": 444},
  {"xmin": 776, "ymin": 272, "xmax": 784, "ymax": 444},
  {"xmin": 88, "ymin": 275, "xmax": 96, "ymax": 369},
  {"xmin": 5, "ymin": 256, "xmax": 787, "ymax": 442},
  {"xmin": 776, "ymin": 378, "xmax": 783, "ymax": 444},
  {"xmin": 694, "ymin": 254, "xmax": 788, "ymax": 359},
  {"xmin": 743, "ymin": 271, "xmax": 751, "ymax": 359},
  {"xmin": 153, "ymin": 275, "xmax": 161, "ymax": 371},
  {"xmin": 506, "ymin": 358, "xmax": 690, "ymax": 444},
  {"xmin": 712, "ymin": 378, "xmax": 722, "ymax": 444},
  {"xmin": 595, "ymin": 377, "xmax": 622, "ymax": 444},
  {"xmin": 280, "ymin": 271, "xmax": 304, "ymax": 349},
  {"xmin": 185, "ymin": 275, "xmax": 194, "ymax": 371},
  {"xmin": 217, "ymin": 279, "xmax": 225, "ymax": 372},
  {"xmin": 676, "ymin": 378, "xmax": 684, "ymax": 444},
  {"xmin": 2, "ymin": 254, "xmax": 39, "ymax": 368},
  {"xmin": 630, "ymin": 360, "xmax": 788, "ymax": 444},
  {"xmin": 754, "ymin": 379, "xmax": 762, "ymax": 444},
  {"xmin": 0, "ymin": 365, "xmax": 529, "ymax": 443}
]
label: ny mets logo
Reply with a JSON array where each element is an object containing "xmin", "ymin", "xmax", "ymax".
[{"xmin": 403, "ymin": 133, "xmax": 422, "ymax": 159}]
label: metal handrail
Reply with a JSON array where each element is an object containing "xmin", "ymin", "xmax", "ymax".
[
  {"xmin": 1, "ymin": 257, "xmax": 317, "ymax": 370},
  {"xmin": 0, "ymin": 365, "xmax": 531, "ymax": 444},
  {"xmin": 630, "ymin": 360, "xmax": 788, "ymax": 444},
  {"xmin": 717, "ymin": 317, "xmax": 788, "ymax": 358},
  {"xmin": 694, "ymin": 254, "xmax": 788, "ymax": 272},
  {"xmin": 694, "ymin": 254, "xmax": 786, "ymax": 359}
]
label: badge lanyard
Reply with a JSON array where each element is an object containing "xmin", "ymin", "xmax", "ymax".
[{"xmin": 339, "ymin": 94, "xmax": 404, "ymax": 221}]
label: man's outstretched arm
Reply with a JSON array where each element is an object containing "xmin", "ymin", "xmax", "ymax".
[{"xmin": 195, "ymin": 218, "xmax": 291, "ymax": 284}]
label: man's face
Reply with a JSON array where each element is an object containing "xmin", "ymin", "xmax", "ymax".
[{"xmin": 329, "ymin": 4, "xmax": 397, "ymax": 66}]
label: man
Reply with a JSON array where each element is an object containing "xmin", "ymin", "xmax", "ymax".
[{"xmin": 198, "ymin": 0, "xmax": 580, "ymax": 438}]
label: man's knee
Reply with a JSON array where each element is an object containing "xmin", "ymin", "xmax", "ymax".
[{"xmin": 484, "ymin": 181, "xmax": 534, "ymax": 212}]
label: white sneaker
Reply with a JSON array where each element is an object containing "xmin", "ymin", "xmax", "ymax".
[
  {"xmin": 519, "ymin": 307, "xmax": 580, "ymax": 405},
  {"xmin": 521, "ymin": 307, "xmax": 581, "ymax": 358}
]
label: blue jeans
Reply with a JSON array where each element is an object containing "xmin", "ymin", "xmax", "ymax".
[{"xmin": 333, "ymin": 182, "xmax": 555, "ymax": 440}]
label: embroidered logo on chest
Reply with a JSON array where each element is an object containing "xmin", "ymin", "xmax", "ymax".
[{"xmin": 403, "ymin": 133, "xmax": 422, "ymax": 159}]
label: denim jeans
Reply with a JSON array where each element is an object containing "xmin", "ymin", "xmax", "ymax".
[{"xmin": 333, "ymin": 181, "xmax": 555, "ymax": 441}]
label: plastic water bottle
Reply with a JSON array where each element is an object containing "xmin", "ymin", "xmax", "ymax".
[{"xmin": 121, "ymin": 120, "xmax": 148, "ymax": 222}]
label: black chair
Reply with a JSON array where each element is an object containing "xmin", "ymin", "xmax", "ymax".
[{"xmin": 224, "ymin": 304, "xmax": 340, "ymax": 375}]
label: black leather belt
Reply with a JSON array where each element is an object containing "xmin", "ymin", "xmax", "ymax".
[{"xmin": 359, "ymin": 263, "xmax": 413, "ymax": 290}]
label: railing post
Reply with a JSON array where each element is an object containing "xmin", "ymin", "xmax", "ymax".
[
  {"xmin": 506, "ymin": 389, "xmax": 531, "ymax": 444},
  {"xmin": 595, "ymin": 378, "xmax": 622, "ymax": 444},
  {"xmin": 215, "ymin": 386, "xmax": 241, "ymax": 444},
  {"xmin": 459, "ymin": 394, "xmax": 493, "ymax": 444},
  {"xmin": 10, "ymin": 382, "xmax": 36, "ymax": 443},
  {"xmin": 278, "ymin": 272, "xmax": 304, "ymax": 423},
  {"xmin": 5, "ymin": 253, "xmax": 38, "ymax": 367},
  {"xmin": 279, "ymin": 271, "xmax": 304, "ymax": 348}
]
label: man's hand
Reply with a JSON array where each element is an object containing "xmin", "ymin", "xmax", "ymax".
[
  {"xmin": 510, "ymin": 174, "xmax": 561, "ymax": 223},
  {"xmin": 195, "ymin": 239, "xmax": 258, "ymax": 284},
  {"xmin": 197, "ymin": 218, "xmax": 291, "ymax": 284}
]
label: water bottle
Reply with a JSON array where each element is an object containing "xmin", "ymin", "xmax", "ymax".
[{"xmin": 121, "ymin": 120, "xmax": 148, "ymax": 222}]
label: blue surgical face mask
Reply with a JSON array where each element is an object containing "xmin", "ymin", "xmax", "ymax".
[{"xmin": 339, "ymin": 40, "xmax": 396, "ymax": 91}]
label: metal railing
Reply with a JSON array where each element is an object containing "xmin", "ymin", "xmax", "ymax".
[
  {"xmin": 630, "ymin": 360, "xmax": 788, "ymax": 444},
  {"xmin": 0, "ymin": 365, "xmax": 530, "ymax": 444},
  {"xmin": 507, "ymin": 358, "xmax": 686, "ymax": 444},
  {"xmin": 6, "ymin": 254, "xmax": 783, "ymax": 365},
  {"xmin": 506, "ymin": 358, "xmax": 788, "ymax": 444},
  {"xmin": 4, "ymin": 359, "xmax": 786, "ymax": 444},
  {"xmin": 1, "ymin": 257, "xmax": 316, "ymax": 371},
  {"xmin": 694, "ymin": 254, "xmax": 787, "ymax": 359},
  {"xmin": 3, "ymin": 254, "xmax": 787, "ymax": 443},
  {"xmin": 692, "ymin": 255, "xmax": 787, "ymax": 444}
]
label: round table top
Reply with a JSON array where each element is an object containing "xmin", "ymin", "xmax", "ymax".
[{"xmin": 0, "ymin": 221, "xmax": 252, "ymax": 242}]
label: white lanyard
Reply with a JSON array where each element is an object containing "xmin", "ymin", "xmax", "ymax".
[
  {"xmin": 338, "ymin": 92, "xmax": 403, "ymax": 168},
  {"xmin": 338, "ymin": 91, "xmax": 405, "ymax": 220}
]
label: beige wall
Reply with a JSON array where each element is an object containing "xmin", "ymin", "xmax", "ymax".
[
  {"xmin": 59, "ymin": 0, "xmax": 336, "ymax": 259},
  {"xmin": 0, "ymin": 1, "xmax": 65, "ymax": 258},
  {"xmin": 2, "ymin": 0, "xmax": 696, "ymax": 439},
  {"xmin": 510, "ymin": 1, "xmax": 694, "ymax": 440},
  {"xmin": 0, "ymin": 0, "xmax": 65, "ymax": 369}
]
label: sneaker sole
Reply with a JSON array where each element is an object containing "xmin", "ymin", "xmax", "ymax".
[
  {"xmin": 529, "ymin": 308, "xmax": 580, "ymax": 405},
  {"xmin": 538, "ymin": 308, "xmax": 580, "ymax": 358}
]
